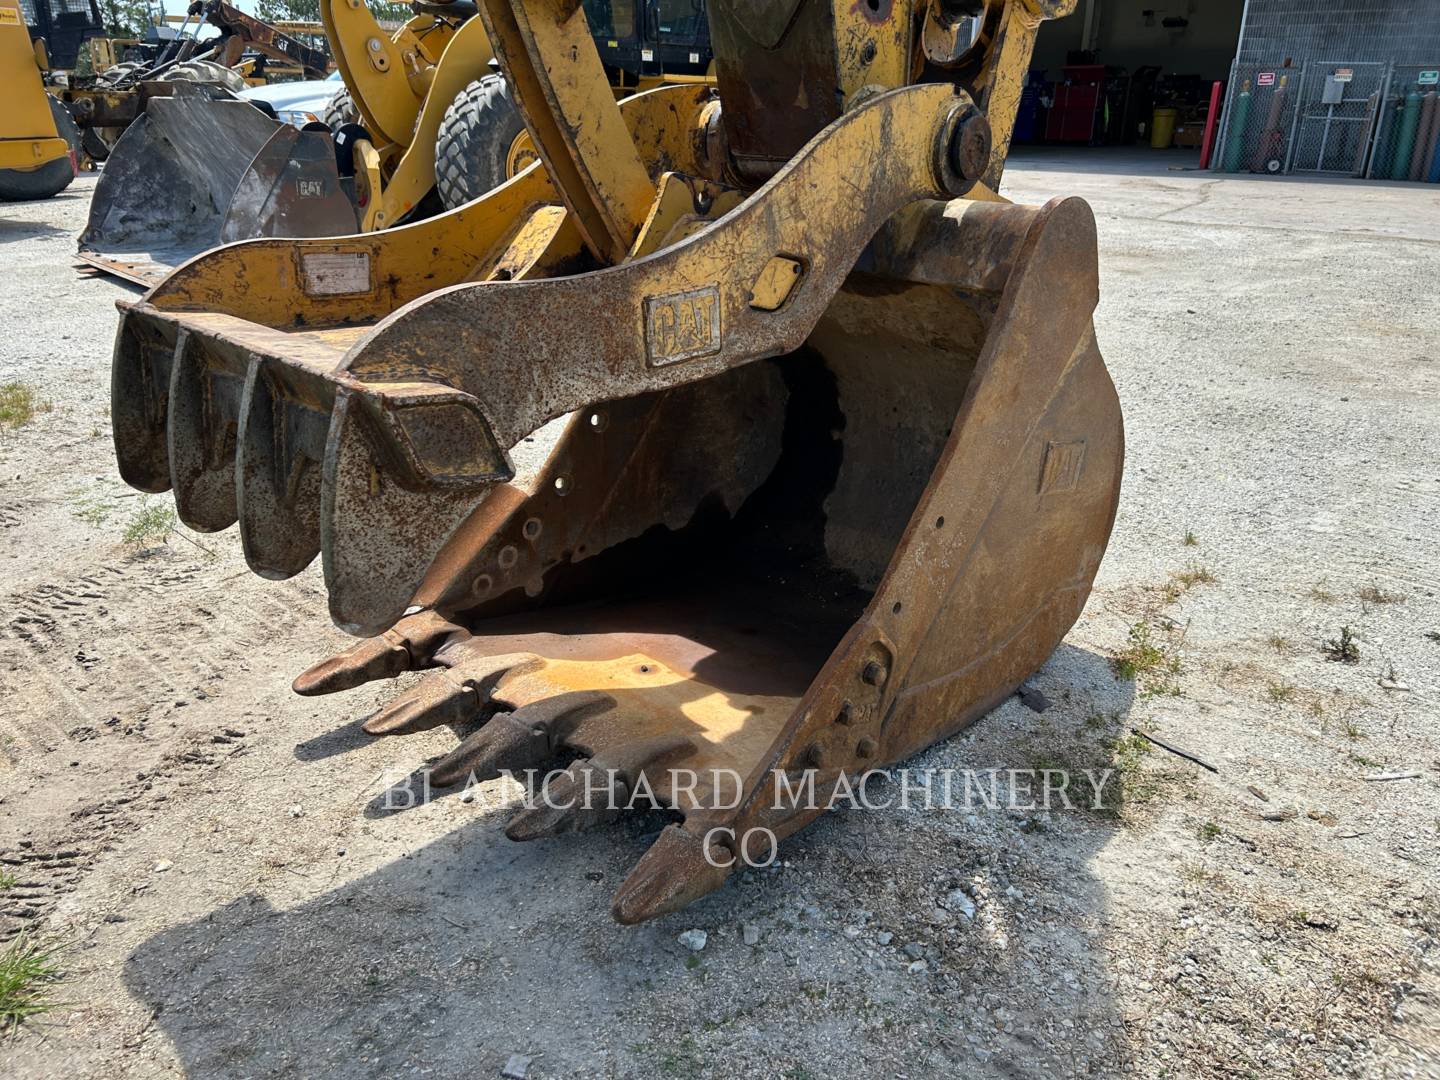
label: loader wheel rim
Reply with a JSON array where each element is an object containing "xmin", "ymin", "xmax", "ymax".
[{"xmin": 506, "ymin": 133, "xmax": 537, "ymax": 179}]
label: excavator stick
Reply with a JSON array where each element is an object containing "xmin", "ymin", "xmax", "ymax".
[{"xmin": 107, "ymin": 0, "xmax": 1122, "ymax": 923}]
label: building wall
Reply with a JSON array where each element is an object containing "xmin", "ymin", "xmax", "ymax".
[
  {"xmin": 1033, "ymin": 0, "xmax": 1244, "ymax": 80},
  {"xmin": 1234, "ymin": 0, "xmax": 1440, "ymax": 65}
]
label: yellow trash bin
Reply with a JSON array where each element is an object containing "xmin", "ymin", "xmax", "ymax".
[{"xmin": 1150, "ymin": 107, "xmax": 1179, "ymax": 148}]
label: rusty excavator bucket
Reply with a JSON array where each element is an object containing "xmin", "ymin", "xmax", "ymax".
[{"xmin": 106, "ymin": 0, "xmax": 1122, "ymax": 922}]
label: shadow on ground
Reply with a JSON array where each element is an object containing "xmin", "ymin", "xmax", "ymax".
[
  {"xmin": 124, "ymin": 643, "xmax": 1138, "ymax": 1078},
  {"xmin": 0, "ymin": 214, "xmax": 76, "ymax": 243}
]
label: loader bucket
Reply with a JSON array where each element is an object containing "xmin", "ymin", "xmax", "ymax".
[
  {"xmin": 106, "ymin": 81, "xmax": 1123, "ymax": 923},
  {"xmin": 79, "ymin": 85, "xmax": 281, "ymax": 285},
  {"xmin": 218, "ymin": 125, "xmax": 358, "ymax": 245}
]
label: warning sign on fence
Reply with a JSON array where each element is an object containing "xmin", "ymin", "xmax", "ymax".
[
  {"xmin": 1333, "ymin": 68, "xmax": 1353, "ymax": 82},
  {"xmin": 1257, "ymin": 72, "xmax": 1276, "ymax": 87},
  {"xmin": 1420, "ymin": 70, "xmax": 1440, "ymax": 86}
]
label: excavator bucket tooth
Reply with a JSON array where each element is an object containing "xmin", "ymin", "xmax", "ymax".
[
  {"xmin": 293, "ymin": 610, "xmax": 465, "ymax": 696},
  {"xmin": 504, "ymin": 735, "xmax": 696, "ymax": 841},
  {"xmin": 295, "ymin": 634, "xmax": 412, "ymax": 698},
  {"xmin": 360, "ymin": 669, "xmax": 483, "ymax": 736},
  {"xmin": 360, "ymin": 651, "xmax": 542, "ymax": 735},
  {"xmin": 429, "ymin": 690, "xmax": 613, "ymax": 786},
  {"xmin": 79, "ymin": 85, "xmax": 283, "ymax": 284},
  {"xmin": 611, "ymin": 824, "xmax": 736, "ymax": 925}
]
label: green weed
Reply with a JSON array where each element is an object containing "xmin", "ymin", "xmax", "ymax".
[
  {"xmin": 122, "ymin": 499, "xmax": 177, "ymax": 549},
  {"xmin": 0, "ymin": 383, "xmax": 50, "ymax": 430},
  {"xmin": 1112, "ymin": 622, "xmax": 1184, "ymax": 697},
  {"xmin": 1265, "ymin": 683, "xmax": 1296, "ymax": 704},
  {"xmin": 1322, "ymin": 626, "xmax": 1360, "ymax": 664},
  {"xmin": 0, "ymin": 934, "xmax": 64, "ymax": 1030}
]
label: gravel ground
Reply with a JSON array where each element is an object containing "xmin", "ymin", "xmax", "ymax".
[{"xmin": 1, "ymin": 155, "xmax": 1438, "ymax": 1079}]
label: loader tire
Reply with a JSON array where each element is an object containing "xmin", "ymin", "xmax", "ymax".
[
  {"xmin": 96, "ymin": 61, "xmax": 147, "ymax": 88},
  {"xmin": 166, "ymin": 60, "xmax": 247, "ymax": 93},
  {"xmin": 322, "ymin": 88, "xmax": 360, "ymax": 133},
  {"xmin": 0, "ymin": 96, "xmax": 80, "ymax": 202},
  {"xmin": 435, "ymin": 74, "xmax": 526, "ymax": 210},
  {"xmin": 81, "ymin": 125, "xmax": 116, "ymax": 164}
]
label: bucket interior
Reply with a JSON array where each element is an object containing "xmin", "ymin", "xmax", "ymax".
[{"xmin": 451, "ymin": 279, "xmax": 990, "ymax": 706}]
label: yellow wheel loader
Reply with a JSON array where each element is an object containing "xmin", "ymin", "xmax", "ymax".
[
  {"xmin": 108, "ymin": 0, "xmax": 1123, "ymax": 923},
  {"xmin": 79, "ymin": 0, "xmax": 715, "ymax": 284},
  {"xmin": 0, "ymin": 0, "xmax": 80, "ymax": 201}
]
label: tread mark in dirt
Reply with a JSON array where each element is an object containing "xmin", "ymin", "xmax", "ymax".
[
  {"xmin": 0, "ymin": 727, "xmax": 250, "ymax": 940},
  {"xmin": 0, "ymin": 555, "xmax": 320, "ymax": 749}
]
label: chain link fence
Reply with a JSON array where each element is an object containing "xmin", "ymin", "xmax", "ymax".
[
  {"xmin": 1211, "ymin": 60, "xmax": 1302, "ymax": 175},
  {"xmin": 1368, "ymin": 65, "xmax": 1440, "ymax": 181},
  {"xmin": 1212, "ymin": 58, "xmax": 1440, "ymax": 181}
]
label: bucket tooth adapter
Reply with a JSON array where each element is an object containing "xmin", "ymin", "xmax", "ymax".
[{"xmin": 108, "ymin": 0, "xmax": 1123, "ymax": 923}]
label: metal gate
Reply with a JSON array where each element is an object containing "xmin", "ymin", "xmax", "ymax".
[{"xmin": 1285, "ymin": 61, "xmax": 1390, "ymax": 175}]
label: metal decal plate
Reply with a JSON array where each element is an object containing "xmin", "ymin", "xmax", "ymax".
[
  {"xmin": 1039, "ymin": 440, "xmax": 1086, "ymax": 494},
  {"xmin": 644, "ymin": 285, "xmax": 722, "ymax": 367},
  {"xmin": 301, "ymin": 252, "xmax": 372, "ymax": 297}
]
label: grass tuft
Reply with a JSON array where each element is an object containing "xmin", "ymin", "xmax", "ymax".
[
  {"xmin": 1265, "ymin": 682, "xmax": 1296, "ymax": 704},
  {"xmin": 1358, "ymin": 585, "xmax": 1405, "ymax": 605},
  {"xmin": 71, "ymin": 494, "xmax": 113, "ymax": 526},
  {"xmin": 1322, "ymin": 626, "xmax": 1360, "ymax": 665},
  {"xmin": 1179, "ymin": 861, "xmax": 1221, "ymax": 887},
  {"xmin": 122, "ymin": 498, "xmax": 177, "ymax": 549},
  {"xmin": 0, "ymin": 383, "xmax": 50, "ymax": 431},
  {"xmin": 0, "ymin": 934, "xmax": 65, "ymax": 1030},
  {"xmin": 1173, "ymin": 562, "xmax": 1217, "ymax": 589},
  {"xmin": 1111, "ymin": 621, "xmax": 1184, "ymax": 697}
]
